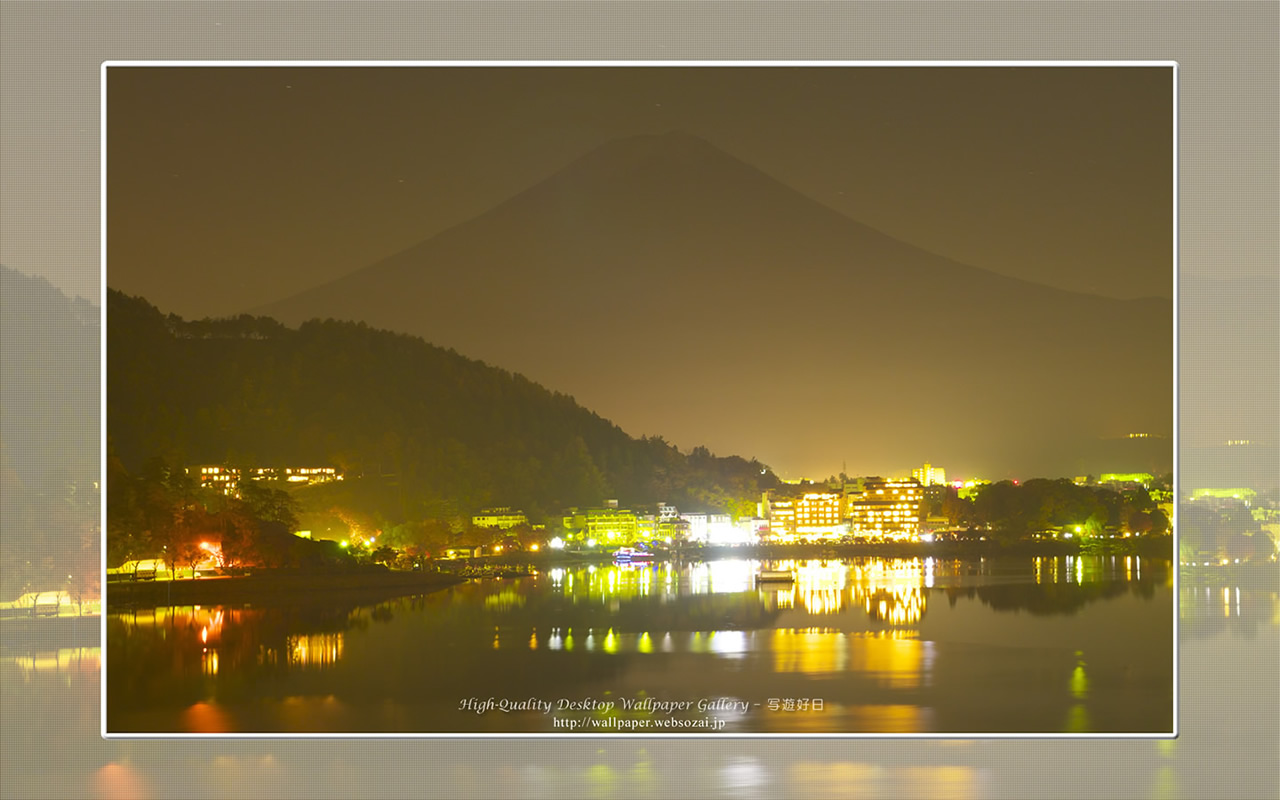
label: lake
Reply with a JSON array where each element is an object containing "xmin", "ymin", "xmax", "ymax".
[{"xmin": 104, "ymin": 555, "xmax": 1173, "ymax": 734}]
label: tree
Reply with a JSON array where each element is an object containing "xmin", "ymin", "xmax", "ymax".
[
  {"xmin": 973, "ymin": 481, "xmax": 1026, "ymax": 535},
  {"xmin": 459, "ymin": 524, "xmax": 503, "ymax": 549},
  {"xmin": 941, "ymin": 490, "xmax": 975, "ymax": 528},
  {"xmin": 383, "ymin": 518, "xmax": 453, "ymax": 557},
  {"xmin": 171, "ymin": 535, "xmax": 205, "ymax": 579},
  {"xmin": 370, "ymin": 545, "xmax": 398, "ymax": 566},
  {"xmin": 239, "ymin": 481, "xmax": 299, "ymax": 531},
  {"xmin": 216, "ymin": 506, "xmax": 260, "ymax": 568},
  {"xmin": 505, "ymin": 523, "xmax": 546, "ymax": 550}
]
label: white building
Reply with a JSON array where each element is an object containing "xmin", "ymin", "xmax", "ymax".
[{"xmin": 911, "ymin": 463, "xmax": 947, "ymax": 487}]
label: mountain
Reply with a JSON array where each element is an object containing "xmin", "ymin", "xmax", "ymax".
[
  {"xmin": 255, "ymin": 132, "xmax": 1173, "ymax": 479},
  {"xmin": 0, "ymin": 265, "xmax": 100, "ymax": 487},
  {"xmin": 1, "ymin": 265, "xmax": 100, "ymax": 593},
  {"xmin": 107, "ymin": 290, "xmax": 777, "ymax": 523}
]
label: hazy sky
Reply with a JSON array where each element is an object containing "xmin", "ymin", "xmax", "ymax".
[{"xmin": 107, "ymin": 66, "xmax": 1174, "ymax": 319}]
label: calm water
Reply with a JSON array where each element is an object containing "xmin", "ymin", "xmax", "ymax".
[{"xmin": 103, "ymin": 556, "xmax": 1173, "ymax": 734}]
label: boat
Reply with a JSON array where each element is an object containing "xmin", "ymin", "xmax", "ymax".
[
  {"xmin": 613, "ymin": 547, "xmax": 654, "ymax": 563},
  {"xmin": 756, "ymin": 568, "xmax": 795, "ymax": 584}
]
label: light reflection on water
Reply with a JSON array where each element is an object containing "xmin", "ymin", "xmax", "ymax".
[
  {"xmin": 6, "ymin": 646, "xmax": 100, "ymax": 677},
  {"xmin": 96, "ymin": 555, "xmax": 1178, "ymax": 734},
  {"xmin": 2, "ymin": 562, "xmax": 1271, "ymax": 797}
]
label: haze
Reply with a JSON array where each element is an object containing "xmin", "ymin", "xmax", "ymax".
[{"xmin": 106, "ymin": 66, "xmax": 1174, "ymax": 480}]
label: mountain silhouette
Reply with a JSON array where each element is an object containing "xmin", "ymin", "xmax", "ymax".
[
  {"xmin": 106, "ymin": 289, "xmax": 779, "ymax": 522},
  {"xmin": 255, "ymin": 132, "xmax": 1172, "ymax": 478},
  {"xmin": 1, "ymin": 265, "xmax": 100, "ymax": 487}
]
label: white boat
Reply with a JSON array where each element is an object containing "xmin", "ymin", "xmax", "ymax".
[
  {"xmin": 756, "ymin": 568, "xmax": 795, "ymax": 583},
  {"xmin": 613, "ymin": 547, "xmax": 654, "ymax": 563}
]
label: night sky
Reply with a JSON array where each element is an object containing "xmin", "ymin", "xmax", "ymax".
[
  {"xmin": 107, "ymin": 66, "xmax": 1174, "ymax": 479},
  {"xmin": 108, "ymin": 66, "xmax": 1172, "ymax": 317}
]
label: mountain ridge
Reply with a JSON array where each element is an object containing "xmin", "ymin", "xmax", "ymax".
[
  {"xmin": 250, "ymin": 133, "xmax": 1172, "ymax": 478},
  {"xmin": 256, "ymin": 132, "xmax": 1158, "ymax": 314},
  {"xmin": 1, "ymin": 265, "xmax": 100, "ymax": 486},
  {"xmin": 108, "ymin": 288, "xmax": 779, "ymax": 523}
]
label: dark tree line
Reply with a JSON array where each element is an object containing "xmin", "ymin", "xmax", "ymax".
[
  {"xmin": 940, "ymin": 478, "xmax": 1167, "ymax": 540},
  {"xmin": 107, "ymin": 291, "xmax": 779, "ymax": 531}
]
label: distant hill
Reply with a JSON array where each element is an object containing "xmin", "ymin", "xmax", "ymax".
[
  {"xmin": 0, "ymin": 265, "xmax": 99, "ymax": 487},
  {"xmin": 254, "ymin": 132, "xmax": 1173, "ymax": 479},
  {"xmin": 1, "ymin": 265, "xmax": 100, "ymax": 593},
  {"xmin": 107, "ymin": 290, "xmax": 778, "ymax": 523}
]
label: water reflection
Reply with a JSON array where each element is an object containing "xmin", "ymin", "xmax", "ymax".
[
  {"xmin": 1179, "ymin": 580, "xmax": 1278, "ymax": 640},
  {"xmin": 287, "ymin": 633, "xmax": 344, "ymax": 668},
  {"xmin": 6, "ymin": 646, "xmax": 100, "ymax": 677},
  {"xmin": 5, "ymin": 562, "xmax": 1270, "ymax": 797},
  {"xmin": 104, "ymin": 556, "xmax": 1173, "ymax": 733}
]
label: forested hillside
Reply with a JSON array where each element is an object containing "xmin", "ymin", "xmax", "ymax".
[{"xmin": 108, "ymin": 290, "xmax": 777, "ymax": 525}]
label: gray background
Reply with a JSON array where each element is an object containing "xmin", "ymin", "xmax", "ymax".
[{"xmin": 1, "ymin": 2, "xmax": 1276, "ymax": 798}]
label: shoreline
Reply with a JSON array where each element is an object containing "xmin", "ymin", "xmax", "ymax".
[
  {"xmin": 100, "ymin": 537, "xmax": 1180, "ymax": 611},
  {"xmin": 478, "ymin": 536, "xmax": 1175, "ymax": 567},
  {"xmin": 105, "ymin": 569, "xmax": 465, "ymax": 611}
]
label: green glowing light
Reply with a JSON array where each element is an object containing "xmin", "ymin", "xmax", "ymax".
[
  {"xmin": 1191, "ymin": 487, "xmax": 1256, "ymax": 501},
  {"xmin": 1065, "ymin": 703, "xmax": 1091, "ymax": 733},
  {"xmin": 1100, "ymin": 473, "xmax": 1154, "ymax": 485},
  {"xmin": 1070, "ymin": 664, "xmax": 1089, "ymax": 699}
]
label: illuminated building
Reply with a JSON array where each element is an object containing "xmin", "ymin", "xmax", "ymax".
[
  {"xmin": 680, "ymin": 512, "xmax": 752, "ymax": 545},
  {"xmin": 1188, "ymin": 487, "xmax": 1257, "ymax": 507},
  {"xmin": 187, "ymin": 464, "xmax": 341, "ymax": 496},
  {"xmin": 471, "ymin": 507, "xmax": 529, "ymax": 530},
  {"xmin": 846, "ymin": 479, "xmax": 923, "ymax": 537},
  {"xmin": 190, "ymin": 465, "xmax": 238, "ymax": 494},
  {"xmin": 911, "ymin": 462, "xmax": 947, "ymax": 487},
  {"xmin": 563, "ymin": 506, "xmax": 640, "ymax": 544},
  {"xmin": 1099, "ymin": 472, "xmax": 1154, "ymax": 488},
  {"xmin": 950, "ymin": 478, "xmax": 990, "ymax": 501},
  {"xmin": 681, "ymin": 512, "xmax": 708, "ymax": 540},
  {"xmin": 764, "ymin": 497, "xmax": 797, "ymax": 540},
  {"xmin": 795, "ymin": 492, "xmax": 844, "ymax": 538}
]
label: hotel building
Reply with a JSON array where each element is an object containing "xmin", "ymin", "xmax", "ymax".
[
  {"xmin": 846, "ymin": 479, "xmax": 923, "ymax": 536},
  {"xmin": 472, "ymin": 508, "xmax": 530, "ymax": 530},
  {"xmin": 188, "ymin": 465, "xmax": 342, "ymax": 496}
]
